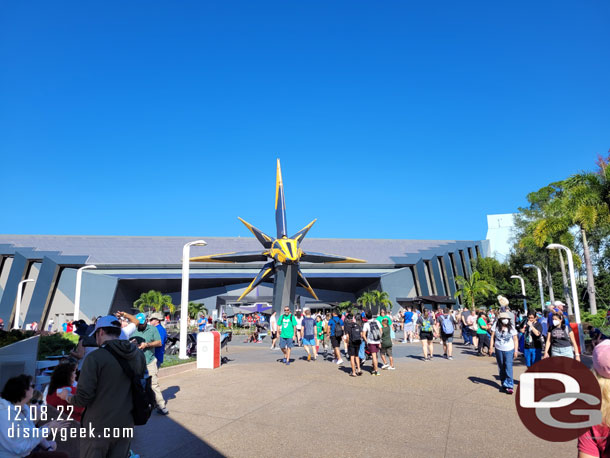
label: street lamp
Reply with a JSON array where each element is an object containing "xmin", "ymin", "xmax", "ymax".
[
  {"xmin": 524, "ymin": 264, "xmax": 545, "ymax": 310},
  {"xmin": 74, "ymin": 265, "xmax": 97, "ymax": 323},
  {"xmin": 510, "ymin": 275, "xmax": 527, "ymax": 313},
  {"xmin": 13, "ymin": 279, "xmax": 35, "ymax": 330},
  {"xmin": 180, "ymin": 240, "xmax": 207, "ymax": 359},
  {"xmin": 547, "ymin": 243, "xmax": 584, "ymax": 352}
]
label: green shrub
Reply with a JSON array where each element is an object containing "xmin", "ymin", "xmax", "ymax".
[
  {"xmin": 0, "ymin": 330, "xmax": 36, "ymax": 349},
  {"xmin": 37, "ymin": 333, "xmax": 79, "ymax": 359},
  {"xmin": 581, "ymin": 308, "xmax": 609, "ymax": 328}
]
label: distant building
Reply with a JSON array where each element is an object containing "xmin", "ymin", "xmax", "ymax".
[
  {"xmin": 485, "ymin": 214, "xmax": 516, "ymax": 262},
  {"xmin": 0, "ymin": 234, "xmax": 488, "ymax": 329}
]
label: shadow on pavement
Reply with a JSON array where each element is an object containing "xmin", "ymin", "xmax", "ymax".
[
  {"xmin": 162, "ymin": 385, "xmax": 180, "ymax": 401},
  {"xmin": 131, "ymin": 410, "xmax": 226, "ymax": 458},
  {"xmin": 468, "ymin": 376, "xmax": 502, "ymax": 389}
]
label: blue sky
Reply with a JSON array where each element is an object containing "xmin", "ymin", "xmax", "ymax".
[{"xmin": 1, "ymin": 1, "xmax": 609, "ymax": 241}]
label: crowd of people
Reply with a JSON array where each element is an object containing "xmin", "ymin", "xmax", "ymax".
[{"xmin": 0, "ymin": 311, "xmax": 171, "ymax": 457}]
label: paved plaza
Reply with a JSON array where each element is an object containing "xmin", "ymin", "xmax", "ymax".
[{"xmin": 131, "ymin": 339, "xmax": 578, "ymax": 458}]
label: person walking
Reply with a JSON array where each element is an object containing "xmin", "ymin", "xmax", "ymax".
[
  {"xmin": 380, "ymin": 318, "xmax": 395, "ymax": 370},
  {"xmin": 362, "ymin": 311, "xmax": 382, "ymax": 375},
  {"xmin": 315, "ymin": 315, "xmax": 326, "ymax": 355},
  {"xmin": 132, "ymin": 313, "xmax": 168, "ymax": 414},
  {"xmin": 57, "ymin": 315, "xmax": 147, "ymax": 456},
  {"xmin": 460, "ymin": 308, "xmax": 473, "ymax": 346},
  {"xmin": 402, "ymin": 307, "xmax": 414, "ymax": 343},
  {"xmin": 437, "ymin": 308, "xmax": 457, "ymax": 360},
  {"xmin": 278, "ymin": 306, "xmax": 297, "ymax": 365},
  {"xmin": 520, "ymin": 311, "xmax": 544, "ymax": 367},
  {"xmin": 301, "ymin": 309, "xmax": 317, "ymax": 361},
  {"xmin": 489, "ymin": 312, "xmax": 518, "ymax": 394},
  {"xmin": 544, "ymin": 312, "xmax": 580, "ymax": 361},
  {"xmin": 417, "ymin": 310, "xmax": 437, "ymax": 361},
  {"xmin": 344, "ymin": 313, "xmax": 363, "ymax": 376},
  {"xmin": 149, "ymin": 313, "xmax": 167, "ymax": 369},
  {"xmin": 475, "ymin": 311, "xmax": 490, "ymax": 356},
  {"xmin": 327, "ymin": 310, "xmax": 344, "ymax": 365},
  {"xmin": 269, "ymin": 311, "xmax": 279, "ymax": 350}
]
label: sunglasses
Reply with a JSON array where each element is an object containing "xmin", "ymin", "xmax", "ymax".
[{"xmin": 30, "ymin": 399, "xmax": 44, "ymax": 405}]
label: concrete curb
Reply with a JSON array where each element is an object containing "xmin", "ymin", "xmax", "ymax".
[{"xmin": 159, "ymin": 361, "xmax": 197, "ymax": 378}]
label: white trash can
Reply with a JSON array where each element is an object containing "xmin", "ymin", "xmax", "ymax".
[{"xmin": 197, "ymin": 331, "xmax": 220, "ymax": 369}]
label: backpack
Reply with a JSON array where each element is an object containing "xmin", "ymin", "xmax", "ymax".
[
  {"xmin": 103, "ymin": 346, "xmax": 155, "ymax": 426},
  {"xmin": 440, "ymin": 315, "xmax": 454, "ymax": 334},
  {"xmin": 349, "ymin": 321, "xmax": 362, "ymax": 342},
  {"xmin": 333, "ymin": 317, "xmax": 344, "ymax": 337},
  {"xmin": 422, "ymin": 318, "xmax": 433, "ymax": 333},
  {"xmin": 367, "ymin": 320, "xmax": 381, "ymax": 341}
]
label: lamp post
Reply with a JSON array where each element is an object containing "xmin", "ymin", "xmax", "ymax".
[
  {"xmin": 74, "ymin": 265, "xmax": 96, "ymax": 323},
  {"xmin": 13, "ymin": 279, "xmax": 35, "ymax": 330},
  {"xmin": 547, "ymin": 243, "xmax": 584, "ymax": 352},
  {"xmin": 510, "ymin": 275, "xmax": 527, "ymax": 313},
  {"xmin": 180, "ymin": 240, "xmax": 207, "ymax": 359},
  {"xmin": 524, "ymin": 264, "xmax": 545, "ymax": 310}
]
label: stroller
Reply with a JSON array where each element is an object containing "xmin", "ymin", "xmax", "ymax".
[{"xmin": 164, "ymin": 332, "xmax": 197, "ymax": 357}]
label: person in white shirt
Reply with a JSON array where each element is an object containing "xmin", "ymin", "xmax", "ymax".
[
  {"xmin": 269, "ymin": 311, "xmax": 278, "ymax": 349},
  {"xmin": 362, "ymin": 311, "xmax": 383, "ymax": 376}
]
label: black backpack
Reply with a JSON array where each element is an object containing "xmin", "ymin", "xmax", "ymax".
[
  {"xmin": 349, "ymin": 321, "xmax": 362, "ymax": 342},
  {"xmin": 333, "ymin": 317, "xmax": 344, "ymax": 337},
  {"xmin": 104, "ymin": 346, "xmax": 155, "ymax": 426}
]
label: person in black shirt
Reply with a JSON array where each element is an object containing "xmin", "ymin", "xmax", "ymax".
[{"xmin": 520, "ymin": 311, "xmax": 543, "ymax": 367}]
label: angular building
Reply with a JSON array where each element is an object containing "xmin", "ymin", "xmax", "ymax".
[{"xmin": 0, "ymin": 235, "xmax": 488, "ymax": 331}]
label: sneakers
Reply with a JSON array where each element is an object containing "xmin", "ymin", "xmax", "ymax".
[
  {"xmin": 372, "ymin": 371, "xmax": 381, "ymax": 376},
  {"xmin": 332, "ymin": 359, "xmax": 337, "ymax": 364},
  {"xmin": 157, "ymin": 407, "xmax": 169, "ymax": 415},
  {"xmin": 336, "ymin": 359, "xmax": 344, "ymax": 365},
  {"xmin": 381, "ymin": 364, "xmax": 389, "ymax": 370},
  {"xmin": 506, "ymin": 388, "xmax": 514, "ymax": 395},
  {"xmin": 388, "ymin": 366, "xmax": 395, "ymax": 370},
  {"xmin": 286, "ymin": 361, "xmax": 291, "ymax": 366},
  {"xmin": 307, "ymin": 354, "xmax": 311, "ymax": 362},
  {"xmin": 448, "ymin": 356, "xmax": 453, "ymax": 360},
  {"xmin": 282, "ymin": 358, "xmax": 287, "ymax": 364}
]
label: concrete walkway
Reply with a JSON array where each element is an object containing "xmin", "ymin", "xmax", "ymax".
[{"xmin": 131, "ymin": 340, "xmax": 577, "ymax": 458}]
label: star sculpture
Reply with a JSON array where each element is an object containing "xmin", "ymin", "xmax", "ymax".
[{"xmin": 190, "ymin": 159, "xmax": 366, "ymax": 311}]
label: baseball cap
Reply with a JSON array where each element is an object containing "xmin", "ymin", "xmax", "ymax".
[
  {"xmin": 92, "ymin": 315, "xmax": 121, "ymax": 334},
  {"xmin": 149, "ymin": 312, "xmax": 163, "ymax": 321},
  {"xmin": 135, "ymin": 313, "xmax": 147, "ymax": 324},
  {"xmin": 553, "ymin": 300, "xmax": 565, "ymax": 308},
  {"xmin": 593, "ymin": 340, "xmax": 610, "ymax": 379}
]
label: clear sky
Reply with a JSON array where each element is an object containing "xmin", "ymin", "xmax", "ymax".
[{"xmin": 1, "ymin": 1, "xmax": 609, "ymax": 241}]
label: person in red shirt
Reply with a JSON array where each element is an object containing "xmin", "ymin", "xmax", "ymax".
[
  {"xmin": 578, "ymin": 340, "xmax": 610, "ymax": 457},
  {"xmin": 46, "ymin": 362, "xmax": 85, "ymax": 422},
  {"xmin": 66, "ymin": 321, "xmax": 74, "ymax": 333}
]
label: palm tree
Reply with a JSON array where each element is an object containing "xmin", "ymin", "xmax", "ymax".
[
  {"xmin": 133, "ymin": 290, "xmax": 174, "ymax": 315},
  {"xmin": 336, "ymin": 301, "xmax": 352, "ymax": 314},
  {"xmin": 187, "ymin": 302, "xmax": 207, "ymax": 319},
  {"xmin": 370, "ymin": 290, "xmax": 392, "ymax": 313},
  {"xmin": 454, "ymin": 271, "xmax": 497, "ymax": 309},
  {"xmin": 531, "ymin": 174, "xmax": 610, "ymax": 314},
  {"xmin": 357, "ymin": 291, "xmax": 375, "ymax": 310}
]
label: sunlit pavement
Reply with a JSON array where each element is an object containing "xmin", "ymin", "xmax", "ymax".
[{"xmin": 131, "ymin": 339, "xmax": 576, "ymax": 458}]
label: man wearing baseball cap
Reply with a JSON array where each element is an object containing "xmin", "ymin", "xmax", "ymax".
[
  {"xmin": 57, "ymin": 315, "xmax": 146, "ymax": 457},
  {"xmin": 149, "ymin": 313, "xmax": 167, "ymax": 368},
  {"xmin": 131, "ymin": 313, "xmax": 168, "ymax": 415}
]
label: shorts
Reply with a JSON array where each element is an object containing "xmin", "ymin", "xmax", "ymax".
[
  {"xmin": 441, "ymin": 333, "xmax": 453, "ymax": 343},
  {"xmin": 279, "ymin": 337, "xmax": 294, "ymax": 349},
  {"xmin": 271, "ymin": 331, "xmax": 277, "ymax": 339},
  {"xmin": 551, "ymin": 346, "xmax": 574, "ymax": 358},
  {"xmin": 302, "ymin": 337, "xmax": 316, "ymax": 346},
  {"xmin": 368, "ymin": 343, "xmax": 380, "ymax": 354},
  {"xmin": 420, "ymin": 331, "xmax": 433, "ymax": 341},
  {"xmin": 348, "ymin": 342, "xmax": 361, "ymax": 357},
  {"xmin": 381, "ymin": 346, "xmax": 393, "ymax": 357},
  {"xmin": 404, "ymin": 323, "xmax": 414, "ymax": 332},
  {"xmin": 330, "ymin": 336, "xmax": 341, "ymax": 348}
]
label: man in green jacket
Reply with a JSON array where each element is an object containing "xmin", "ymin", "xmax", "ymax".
[{"xmin": 58, "ymin": 315, "xmax": 146, "ymax": 458}]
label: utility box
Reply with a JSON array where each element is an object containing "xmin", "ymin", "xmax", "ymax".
[{"xmin": 197, "ymin": 331, "xmax": 220, "ymax": 369}]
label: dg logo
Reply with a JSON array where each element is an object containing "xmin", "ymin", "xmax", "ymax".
[{"xmin": 516, "ymin": 357, "xmax": 602, "ymax": 441}]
